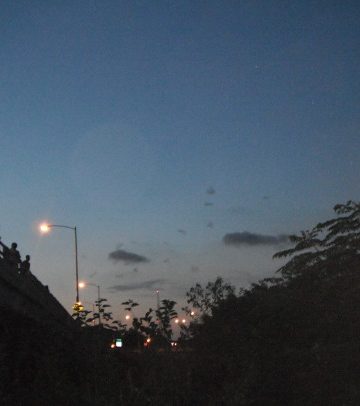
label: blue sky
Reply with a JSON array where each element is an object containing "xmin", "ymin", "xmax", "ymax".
[{"xmin": 1, "ymin": 1, "xmax": 359, "ymax": 320}]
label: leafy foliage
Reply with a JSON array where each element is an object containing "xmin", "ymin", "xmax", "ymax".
[
  {"xmin": 121, "ymin": 299, "xmax": 139, "ymax": 312},
  {"xmin": 185, "ymin": 276, "xmax": 235, "ymax": 315},
  {"xmin": 274, "ymin": 200, "xmax": 360, "ymax": 280},
  {"xmin": 86, "ymin": 298, "xmax": 114, "ymax": 329},
  {"xmin": 156, "ymin": 299, "xmax": 178, "ymax": 341}
]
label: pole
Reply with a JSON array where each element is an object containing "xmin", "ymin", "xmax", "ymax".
[
  {"xmin": 74, "ymin": 227, "xmax": 79, "ymax": 303},
  {"xmin": 156, "ymin": 290, "xmax": 160, "ymax": 311},
  {"xmin": 45, "ymin": 224, "xmax": 80, "ymax": 305},
  {"xmin": 156, "ymin": 290, "xmax": 163, "ymax": 333},
  {"xmin": 97, "ymin": 285, "xmax": 101, "ymax": 326}
]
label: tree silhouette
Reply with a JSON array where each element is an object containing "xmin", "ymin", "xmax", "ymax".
[{"xmin": 274, "ymin": 200, "xmax": 360, "ymax": 280}]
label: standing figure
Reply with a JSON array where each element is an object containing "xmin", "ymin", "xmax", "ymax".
[
  {"xmin": 0, "ymin": 239, "xmax": 21, "ymax": 269},
  {"xmin": 20, "ymin": 255, "xmax": 31, "ymax": 275}
]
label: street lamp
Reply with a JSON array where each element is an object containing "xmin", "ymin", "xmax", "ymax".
[
  {"xmin": 40, "ymin": 223, "xmax": 80, "ymax": 304},
  {"xmin": 79, "ymin": 281, "xmax": 102, "ymax": 325}
]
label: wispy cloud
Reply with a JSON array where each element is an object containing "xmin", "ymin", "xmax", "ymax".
[
  {"xmin": 108, "ymin": 279, "xmax": 166, "ymax": 292},
  {"xmin": 206, "ymin": 186, "xmax": 216, "ymax": 195},
  {"xmin": 223, "ymin": 231, "xmax": 289, "ymax": 247},
  {"xmin": 108, "ymin": 249, "xmax": 149, "ymax": 264},
  {"xmin": 177, "ymin": 229, "xmax": 187, "ymax": 235},
  {"xmin": 204, "ymin": 201, "xmax": 214, "ymax": 207}
]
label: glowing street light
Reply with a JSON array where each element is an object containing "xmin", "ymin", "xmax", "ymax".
[
  {"xmin": 40, "ymin": 222, "xmax": 80, "ymax": 304},
  {"xmin": 40, "ymin": 223, "xmax": 50, "ymax": 233}
]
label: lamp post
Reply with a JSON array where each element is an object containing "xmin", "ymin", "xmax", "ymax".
[
  {"xmin": 79, "ymin": 281, "xmax": 101, "ymax": 325},
  {"xmin": 40, "ymin": 223, "xmax": 80, "ymax": 304}
]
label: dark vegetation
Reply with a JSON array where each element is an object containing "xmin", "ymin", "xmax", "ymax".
[{"xmin": 2, "ymin": 201, "xmax": 360, "ymax": 405}]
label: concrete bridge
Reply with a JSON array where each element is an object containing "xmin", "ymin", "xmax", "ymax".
[{"xmin": 0, "ymin": 257, "xmax": 76, "ymax": 331}]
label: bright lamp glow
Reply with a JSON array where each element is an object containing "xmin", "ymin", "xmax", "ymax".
[
  {"xmin": 40, "ymin": 223, "xmax": 50, "ymax": 233},
  {"xmin": 78, "ymin": 282, "xmax": 86, "ymax": 288}
]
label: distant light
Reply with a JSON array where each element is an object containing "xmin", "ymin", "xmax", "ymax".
[
  {"xmin": 146, "ymin": 338, "xmax": 151, "ymax": 343},
  {"xmin": 182, "ymin": 319, "xmax": 186, "ymax": 324},
  {"xmin": 78, "ymin": 282, "xmax": 86, "ymax": 288},
  {"xmin": 72, "ymin": 301, "xmax": 84, "ymax": 312},
  {"xmin": 115, "ymin": 338, "xmax": 123, "ymax": 348},
  {"xmin": 125, "ymin": 314, "xmax": 131, "ymax": 320},
  {"xmin": 174, "ymin": 319, "xmax": 179, "ymax": 324},
  {"xmin": 190, "ymin": 311, "xmax": 195, "ymax": 316},
  {"xmin": 40, "ymin": 223, "xmax": 50, "ymax": 233},
  {"xmin": 110, "ymin": 343, "xmax": 115, "ymax": 349}
]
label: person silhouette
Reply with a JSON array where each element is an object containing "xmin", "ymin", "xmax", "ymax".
[
  {"xmin": 0, "ymin": 239, "xmax": 21, "ymax": 269},
  {"xmin": 20, "ymin": 255, "xmax": 31, "ymax": 274}
]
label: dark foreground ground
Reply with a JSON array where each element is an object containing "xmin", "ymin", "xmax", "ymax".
[
  {"xmin": 0, "ymin": 308, "xmax": 220, "ymax": 406},
  {"xmin": 2, "ymin": 292, "xmax": 360, "ymax": 406}
]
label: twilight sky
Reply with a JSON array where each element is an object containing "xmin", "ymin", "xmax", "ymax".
[{"xmin": 1, "ymin": 1, "xmax": 359, "ymax": 320}]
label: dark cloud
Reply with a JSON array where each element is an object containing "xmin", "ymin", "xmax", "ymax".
[
  {"xmin": 204, "ymin": 202, "xmax": 214, "ymax": 207},
  {"xmin": 206, "ymin": 186, "xmax": 216, "ymax": 195},
  {"xmin": 207, "ymin": 221, "xmax": 214, "ymax": 229},
  {"xmin": 108, "ymin": 249, "xmax": 149, "ymax": 264},
  {"xmin": 163, "ymin": 258, "xmax": 170, "ymax": 263},
  {"xmin": 177, "ymin": 229, "xmax": 187, "ymax": 235},
  {"xmin": 108, "ymin": 279, "xmax": 166, "ymax": 292},
  {"xmin": 223, "ymin": 232, "xmax": 289, "ymax": 247}
]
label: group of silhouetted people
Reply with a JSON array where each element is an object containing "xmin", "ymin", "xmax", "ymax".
[{"xmin": 0, "ymin": 237, "xmax": 31, "ymax": 275}]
